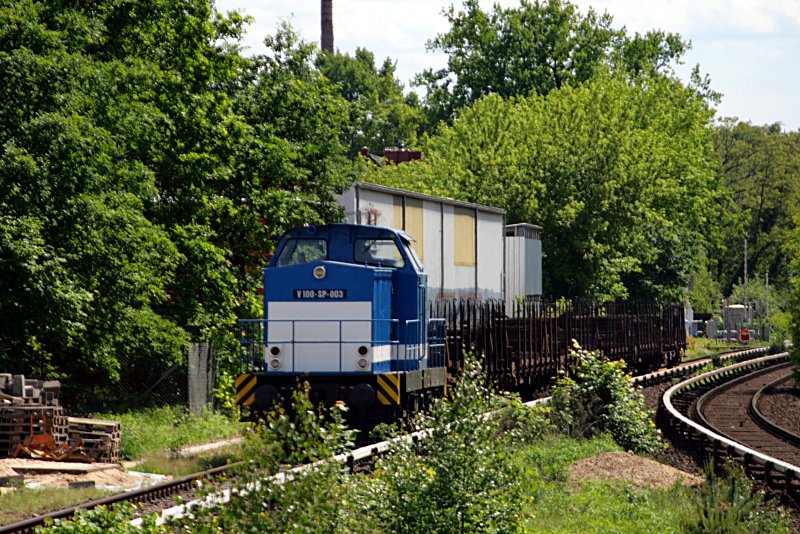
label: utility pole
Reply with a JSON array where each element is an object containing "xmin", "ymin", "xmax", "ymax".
[
  {"xmin": 743, "ymin": 237, "xmax": 748, "ymax": 322},
  {"xmin": 765, "ymin": 272, "xmax": 770, "ymax": 341},
  {"xmin": 321, "ymin": 0, "xmax": 334, "ymax": 53}
]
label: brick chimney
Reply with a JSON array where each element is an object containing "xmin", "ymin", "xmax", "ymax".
[
  {"xmin": 383, "ymin": 147, "xmax": 421, "ymax": 164},
  {"xmin": 321, "ymin": 0, "xmax": 333, "ymax": 53}
]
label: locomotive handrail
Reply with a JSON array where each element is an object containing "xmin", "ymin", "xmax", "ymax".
[
  {"xmin": 238, "ymin": 318, "xmax": 400, "ymax": 373},
  {"xmin": 239, "ymin": 317, "xmax": 448, "ymax": 373}
]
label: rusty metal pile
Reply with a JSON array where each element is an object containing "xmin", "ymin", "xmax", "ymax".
[{"xmin": 0, "ymin": 374, "xmax": 120, "ymax": 463}]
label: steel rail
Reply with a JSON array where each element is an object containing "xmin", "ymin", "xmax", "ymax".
[
  {"xmin": 662, "ymin": 352, "xmax": 800, "ymax": 494},
  {"xmin": 0, "ymin": 462, "xmax": 244, "ymax": 533},
  {"xmin": 750, "ymin": 369, "xmax": 800, "ymax": 446},
  {"xmin": 694, "ymin": 361, "xmax": 793, "ymax": 442}
]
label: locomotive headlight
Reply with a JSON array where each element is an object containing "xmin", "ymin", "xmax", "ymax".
[
  {"xmin": 269, "ymin": 358, "xmax": 281, "ymax": 370},
  {"xmin": 357, "ymin": 357, "xmax": 369, "ymax": 369},
  {"xmin": 313, "ymin": 265, "xmax": 326, "ymax": 280},
  {"xmin": 357, "ymin": 345, "xmax": 369, "ymax": 355},
  {"xmin": 270, "ymin": 346, "xmax": 281, "ymax": 356}
]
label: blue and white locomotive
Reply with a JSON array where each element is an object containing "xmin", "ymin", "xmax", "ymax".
[{"xmin": 236, "ymin": 223, "xmax": 446, "ymax": 422}]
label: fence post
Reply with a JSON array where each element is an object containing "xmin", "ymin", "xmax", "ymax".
[{"xmin": 188, "ymin": 342, "xmax": 214, "ymax": 416}]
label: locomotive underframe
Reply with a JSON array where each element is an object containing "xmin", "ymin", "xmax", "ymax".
[{"xmin": 236, "ymin": 368, "xmax": 447, "ymax": 423}]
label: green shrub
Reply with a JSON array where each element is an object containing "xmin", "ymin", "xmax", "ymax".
[
  {"xmin": 364, "ymin": 358, "xmax": 532, "ymax": 533},
  {"xmin": 178, "ymin": 383, "xmax": 365, "ymax": 532},
  {"xmin": 39, "ymin": 502, "xmax": 164, "ymax": 533},
  {"xmin": 550, "ymin": 343, "xmax": 664, "ymax": 454},
  {"xmin": 682, "ymin": 463, "xmax": 789, "ymax": 533}
]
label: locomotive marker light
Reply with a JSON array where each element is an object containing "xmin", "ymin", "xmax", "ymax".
[{"xmin": 313, "ymin": 265, "xmax": 326, "ymax": 279}]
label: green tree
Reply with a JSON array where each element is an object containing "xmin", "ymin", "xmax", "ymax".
[
  {"xmin": 417, "ymin": 0, "xmax": 689, "ymax": 126},
  {"xmin": 317, "ymin": 47, "xmax": 422, "ymax": 157},
  {"xmin": 0, "ymin": 2, "xmax": 352, "ymax": 405},
  {"xmin": 712, "ymin": 119, "xmax": 800, "ymax": 296},
  {"xmin": 369, "ymin": 72, "xmax": 720, "ymax": 300}
]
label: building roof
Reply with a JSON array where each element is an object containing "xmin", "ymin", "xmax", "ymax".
[{"xmin": 355, "ymin": 181, "xmax": 506, "ymax": 216}]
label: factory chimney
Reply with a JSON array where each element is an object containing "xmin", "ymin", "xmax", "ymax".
[{"xmin": 321, "ymin": 0, "xmax": 333, "ymax": 52}]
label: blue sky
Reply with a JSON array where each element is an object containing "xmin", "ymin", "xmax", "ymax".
[{"xmin": 215, "ymin": 0, "xmax": 800, "ymax": 132}]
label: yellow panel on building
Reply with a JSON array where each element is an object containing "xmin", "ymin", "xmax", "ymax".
[
  {"xmin": 454, "ymin": 207, "xmax": 476, "ymax": 266},
  {"xmin": 393, "ymin": 196, "xmax": 403, "ymax": 230}
]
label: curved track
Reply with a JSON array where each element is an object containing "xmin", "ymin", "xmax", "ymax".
[
  {"xmin": 661, "ymin": 352, "xmax": 800, "ymax": 503},
  {"xmin": 752, "ymin": 372, "xmax": 800, "ymax": 445},
  {"xmin": 696, "ymin": 363, "xmax": 800, "ymax": 465}
]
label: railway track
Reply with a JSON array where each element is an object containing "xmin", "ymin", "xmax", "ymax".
[
  {"xmin": 0, "ymin": 462, "xmax": 242, "ymax": 534},
  {"xmin": 661, "ymin": 352, "xmax": 800, "ymax": 502},
  {"xmin": 696, "ymin": 362, "xmax": 800, "ymax": 463},
  {"xmin": 0, "ymin": 347, "xmax": 773, "ymax": 532}
]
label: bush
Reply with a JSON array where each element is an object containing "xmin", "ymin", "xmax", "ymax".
[
  {"xmin": 550, "ymin": 343, "xmax": 664, "ymax": 454},
  {"xmin": 682, "ymin": 463, "xmax": 789, "ymax": 534},
  {"xmin": 363, "ymin": 358, "xmax": 535, "ymax": 533},
  {"xmin": 178, "ymin": 383, "xmax": 364, "ymax": 532},
  {"xmin": 40, "ymin": 502, "xmax": 164, "ymax": 533}
]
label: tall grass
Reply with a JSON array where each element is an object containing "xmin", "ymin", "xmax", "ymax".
[{"xmin": 94, "ymin": 406, "xmax": 244, "ymax": 460}]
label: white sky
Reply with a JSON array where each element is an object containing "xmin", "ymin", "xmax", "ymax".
[{"xmin": 214, "ymin": 0, "xmax": 800, "ymax": 132}]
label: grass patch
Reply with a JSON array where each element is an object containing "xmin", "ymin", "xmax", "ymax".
[
  {"xmin": 134, "ymin": 443, "xmax": 243, "ymax": 477},
  {"xmin": 517, "ymin": 434, "xmax": 621, "ymax": 483},
  {"xmin": 93, "ymin": 406, "xmax": 246, "ymax": 460},
  {"xmin": 514, "ymin": 435, "xmax": 789, "ymax": 534},
  {"xmin": 685, "ymin": 336, "xmax": 739, "ymax": 359},
  {"xmin": 526, "ymin": 479, "xmax": 690, "ymax": 533},
  {"xmin": 0, "ymin": 486, "xmax": 111, "ymax": 525}
]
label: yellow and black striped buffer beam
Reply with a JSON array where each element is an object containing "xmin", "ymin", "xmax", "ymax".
[
  {"xmin": 235, "ymin": 373, "xmax": 257, "ymax": 406},
  {"xmin": 376, "ymin": 373, "xmax": 401, "ymax": 405}
]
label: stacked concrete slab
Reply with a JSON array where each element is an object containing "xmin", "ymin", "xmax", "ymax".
[
  {"xmin": 0, "ymin": 374, "xmax": 61, "ymax": 405},
  {"xmin": 0, "ymin": 374, "xmax": 121, "ymax": 463},
  {"xmin": 67, "ymin": 417, "xmax": 121, "ymax": 463},
  {"xmin": 0, "ymin": 405, "xmax": 69, "ymax": 457}
]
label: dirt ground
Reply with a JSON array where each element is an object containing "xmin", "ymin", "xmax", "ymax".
[
  {"xmin": 0, "ymin": 458, "xmax": 159, "ymax": 490},
  {"xmin": 569, "ymin": 450, "xmax": 703, "ymax": 490}
]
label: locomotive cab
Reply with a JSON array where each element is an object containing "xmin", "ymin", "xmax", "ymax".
[{"xmin": 237, "ymin": 224, "xmax": 446, "ymax": 421}]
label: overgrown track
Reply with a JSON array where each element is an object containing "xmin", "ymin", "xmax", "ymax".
[
  {"xmin": 0, "ymin": 347, "xmax": 772, "ymax": 531},
  {"xmin": 0, "ymin": 462, "xmax": 243, "ymax": 534},
  {"xmin": 661, "ymin": 353, "xmax": 800, "ymax": 504}
]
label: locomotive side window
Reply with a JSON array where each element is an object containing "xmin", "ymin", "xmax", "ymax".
[
  {"xmin": 276, "ymin": 238, "xmax": 327, "ymax": 266},
  {"xmin": 354, "ymin": 238, "xmax": 405, "ymax": 268}
]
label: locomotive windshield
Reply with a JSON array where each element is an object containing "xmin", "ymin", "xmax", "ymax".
[
  {"xmin": 354, "ymin": 238, "xmax": 405, "ymax": 268},
  {"xmin": 276, "ymin": 238, "xmax": 327, "ymax": 266}
]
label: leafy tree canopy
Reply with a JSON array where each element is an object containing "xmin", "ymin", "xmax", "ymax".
[
  {"xmin": 316, "ymin": 47, "xmax": 423, "ymax": 157},
  {"xmin": 711, "ymin": 119, "xmax": 800, "ymax": 295},
  {"xmin": 0, "ymin": 1, "xmax": 351, "ymax": 404},
  {"xmin": 418, "ymin": 0, "xmax": 691, "ymax": 126},
  {"xmin": 368, "ymin": 71, "xmax": 721, "ymax": 300}
]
